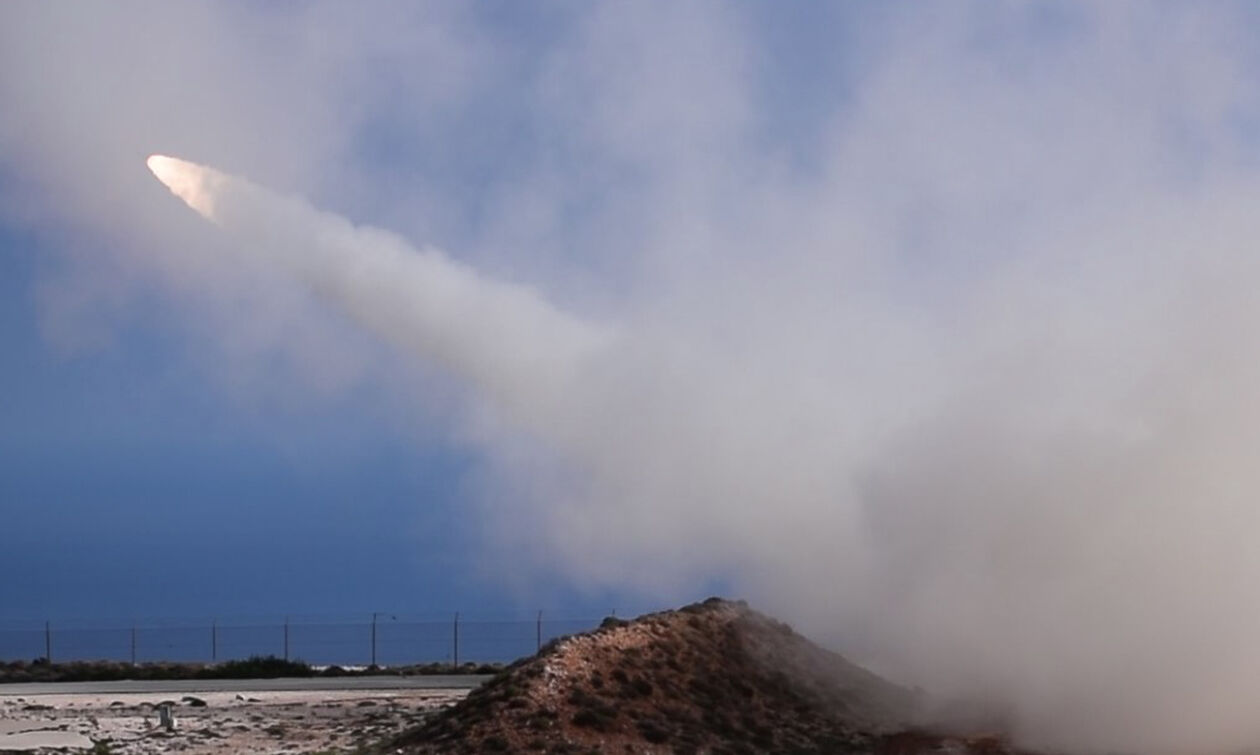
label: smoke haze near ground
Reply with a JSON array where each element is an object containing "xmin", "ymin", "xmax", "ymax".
[
  {"xmin": 12, "ymin": 3, "xmax": 1260, "ymax": 752},
  {"xmin": 154, "ymin": 160, "xmax": 1260, "ymax": 754}
]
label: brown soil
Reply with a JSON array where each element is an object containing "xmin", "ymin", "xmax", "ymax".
[{"xmin": 380, "ymin": 598, "xmax": 1036, "ymax": 754}]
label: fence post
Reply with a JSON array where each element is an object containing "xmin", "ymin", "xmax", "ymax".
[
  {"xmin": 44, "ymin": 621, "xmax": 51, "ymax": 663},
  {"xmin": 211, "ymin": 619, "xmax": 217, "ymax": 663},
  {"xmin": 453, "ymin": 612, "xmax": 459, "ymax": 669},
  {"xmin": 536, "ymin": 610, "xmax": 542, "ymax": 653},
  {"xmin": 284, "ymin": 617, "xmax": 290, "ymax": 662}
]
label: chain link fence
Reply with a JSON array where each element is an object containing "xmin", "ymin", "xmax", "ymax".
[{"xmin": 0, "ymin": 614, "xmax": 604, "ymax": 667}]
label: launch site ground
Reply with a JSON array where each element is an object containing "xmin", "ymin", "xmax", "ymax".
[{"xmin": 0, "ymin": 678, "xmax": 483, "ymax": 754}]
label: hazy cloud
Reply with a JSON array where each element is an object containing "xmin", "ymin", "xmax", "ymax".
[{"xmin": 7, "ymin": 3, "xmax": 1260, "ymax": 752}]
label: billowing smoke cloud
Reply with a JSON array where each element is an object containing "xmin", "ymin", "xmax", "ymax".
[
  {"xmin": 150, "ymin": 150, "xmax": 1260, "ymax": 754},
  {"xmin": 13, "ymin": 2, "xmax": 1260, "ymax": 752}
]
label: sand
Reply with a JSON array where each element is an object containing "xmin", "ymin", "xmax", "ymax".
[{"xmin": 0, "ymin": 687, "xmax": 469, "ymax": 753}]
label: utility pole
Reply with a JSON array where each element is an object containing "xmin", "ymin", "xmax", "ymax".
[
  {"xmin": 131, "ymin": 624, "xmax": 137, "ymax": 665},
  {"xmin": 44, "ymin": 621, "xmax": 51, "ymax": 664},
  {"xmin": 371, "ymin": 613, "xmax": 378, "ymax": 667},
  {"xmin": 211, "ymin": 619, "xmax": 217, "ymax": 663},
  {"xmin": 284, "ymin": 617, "xmax": 289, "ymax": 662},
  {"xmin": 453, "ymin": 612, "xmax": 460, "ymax": 669}
]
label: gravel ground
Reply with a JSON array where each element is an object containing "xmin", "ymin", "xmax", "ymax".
[{"xmin": 0, "ymin": 687, "xmax": 470, "ymax": 753}]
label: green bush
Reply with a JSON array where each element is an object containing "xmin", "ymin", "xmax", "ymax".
[{"xmin": 198, "ymin": 655, "xmax": 313, "ymax": 679}]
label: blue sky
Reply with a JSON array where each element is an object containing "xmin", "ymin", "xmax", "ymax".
[
  {"xmin": 2, "ymin": 215, "xmax": 489, "ymax": 620},
  {"xmin": 0, "ymin": 2, "xmax": 729, "ymax": 622},
  {"xmin": 9, "ymin": 5, "xmax": 1260, "ymax": 747}
]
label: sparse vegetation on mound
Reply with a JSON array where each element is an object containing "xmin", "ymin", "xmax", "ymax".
[{"xmin": 373, "ymin": 597, "xmax": 1029, "ymax": 754}]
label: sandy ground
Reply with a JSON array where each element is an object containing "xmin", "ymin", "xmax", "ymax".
[{"xmin": 0, "ymin": 687, "xmax": 470, "ymax": 753}]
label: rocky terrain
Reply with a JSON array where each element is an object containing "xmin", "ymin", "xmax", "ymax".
[
  {"xmin": 0, "ymin": 600, "xmax": 1038, "ymax": 754},
  {"xmin": 0, "ymin": 687, "xmax": 468, "ymax": 754},
  {"xmin": 381, "ymin": 598, "xmax": 1031, "ymax": 754}
]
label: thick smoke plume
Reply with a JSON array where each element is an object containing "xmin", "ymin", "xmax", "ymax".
[
  {"xmin": 11, "ymin": 3, "xmax": 1260, "ymax": 753},
  {"xmin": 151, "ymin": 151, "xmax": 1260, "ymax": 754},
  {"xmin": 147, "ymin": 154, "xmax": 607, "ymax": 431}
]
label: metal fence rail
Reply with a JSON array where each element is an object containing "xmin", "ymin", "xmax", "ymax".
[{"xmin": 0, "ymin": 614, "xmax": 604, "ymax": 667}]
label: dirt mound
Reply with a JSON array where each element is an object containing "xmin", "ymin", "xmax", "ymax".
[{"xmin": 380, "ymin": 598, "xmax": 1032, "ymax": 754}]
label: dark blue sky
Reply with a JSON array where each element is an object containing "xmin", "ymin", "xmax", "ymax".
[
  {"xmin": 3, "ymin": 225, "xmax": 431, "ymax": 619},
  {"xmin": 0, "ymin": 223, "xmax": 658, "ymax": 623}
]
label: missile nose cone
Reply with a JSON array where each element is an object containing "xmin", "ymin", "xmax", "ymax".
[
  {"xmin": 147, "ymin": 154, "xmax": 197, "ymax": 186},
  {"xmin": 147, "ymin": 153, "xmax": 175, "ymax": 180},
  {"xmin": 146, "ymin": 154, "xmax": 220, "ymax": 220}
]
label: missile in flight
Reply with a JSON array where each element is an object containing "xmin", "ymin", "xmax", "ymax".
[{"xmin": 146, "ymin": 154, "xmax": 607, "ymax": 425}]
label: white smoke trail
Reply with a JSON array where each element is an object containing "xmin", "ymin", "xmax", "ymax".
[
  {"xmin": 147, "ymin": 154, "xmax": 609, "ymax": 430},
  {"xmin": 16, "ymin": 0, "xmax": 1260, "ymax": 751},
  {"xmin": 148, "ymin": 148, "xmax": 1260, "ymax": 754}
]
